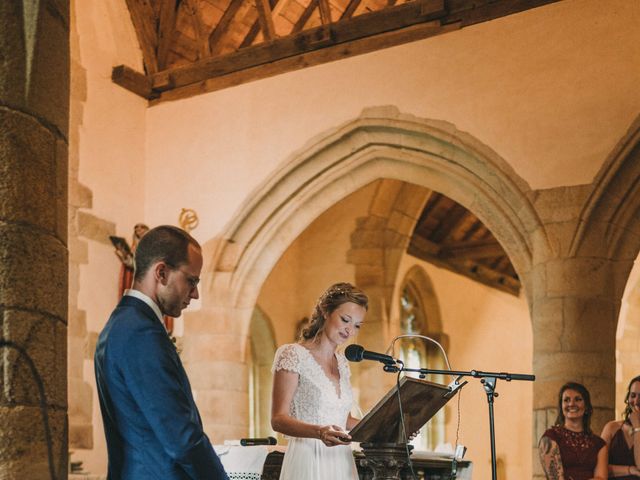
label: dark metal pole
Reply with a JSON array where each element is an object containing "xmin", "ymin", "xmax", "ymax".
[{"xmin": 482, "ymin": 377, "xmax": 498, "ymax": 480}]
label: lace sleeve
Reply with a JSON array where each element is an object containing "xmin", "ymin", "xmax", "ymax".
[{"xmin": 272, "ymin": 344, "xmax": 301, "ymax": 374}]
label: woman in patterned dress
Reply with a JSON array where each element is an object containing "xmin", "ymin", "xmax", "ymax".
[
  {"xmin": 539, "ymin": 382, "xmax": 608, "ymax": 480},
  {"xmin": 270, "ymin": 283, "xmax": 368, "ymax": 480},
  {"xmin": 601, "ymin": 375, "xmax": 640, "ymax": 478}
]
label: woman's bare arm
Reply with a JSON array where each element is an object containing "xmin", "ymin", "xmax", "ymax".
[
  {"xmin": 538, "ymin": 435, "xmax": 565, "ymax": 480},
  {"xmin": 591, "ymin": 443, "xmax": 608, "ymax": 480},
  {"xmin": 271, "ymin": 369, "xmax": 350, "ymax": 446}
]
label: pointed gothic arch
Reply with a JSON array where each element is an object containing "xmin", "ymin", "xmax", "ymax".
[
  {"xmin": 570, "ymin": 114, "xmax": 640, "ymax": 261},
  {"xmin": 205, "ymin": 106, "xmax": 549, "ymax": 313}
]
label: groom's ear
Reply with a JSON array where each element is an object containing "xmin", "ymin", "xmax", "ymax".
[{"xmin": 153, "ymin": 261, "xmax": 170, "ymax": 285}]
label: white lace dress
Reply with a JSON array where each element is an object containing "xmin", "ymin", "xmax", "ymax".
[{"xmin": 272, "ymin": 343, "xmax": 358, "ymax": 480}]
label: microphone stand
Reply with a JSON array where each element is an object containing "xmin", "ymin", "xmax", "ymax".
[{"xmin": 381, "ymin": 363, "xmax": 534, "ymax": 480}]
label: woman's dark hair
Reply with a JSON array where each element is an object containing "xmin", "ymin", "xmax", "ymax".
[
  {"xmin": 554, "ymin": 382, "xmax": 594, "ymax": 434},
  {"xmin": 623, "ymin": 375, "xmax": 640, "ymax": 422},
  {"xmin": 300, "ymin": 283, "xmax": 368, "ymax": 341},
  {"xmin": 133, "ymin": 225, "xmax": 200, "ymax": 281}
]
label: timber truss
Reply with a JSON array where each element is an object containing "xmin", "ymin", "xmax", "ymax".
[{"xmin": 114, "ymin": 0, "xmax": 560, "ymax": 104}]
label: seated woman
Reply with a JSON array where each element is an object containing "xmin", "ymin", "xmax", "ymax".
[
  {"xmin": 270, "ymin": 283, "xmax": 368, "ymax": 480},
  {"xmin": 601, "ymin": 375, "xmax": 640, "ymax": 478},
  {"xmin": 539, "ymin": 382, "xmax": 608, "ymax": 480}
]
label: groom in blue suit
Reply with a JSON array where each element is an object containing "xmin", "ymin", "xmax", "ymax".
[{"xmin": 95, "ymin": 226, "xmax": 229, "ymax": 479}]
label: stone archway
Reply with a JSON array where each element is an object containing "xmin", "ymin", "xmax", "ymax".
[
  {"xmin": 209, "ymin": 106, "xmax": 546, "ymax": 308},
  {"xmin": 571, "ymin": 114, "xmax": 640, "ymax": 425},
  {"xmin": 185, "ymin": 105, "xmax": 548, "ymax": 444}
]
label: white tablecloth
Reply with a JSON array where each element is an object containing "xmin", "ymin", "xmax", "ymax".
[{"xmin": 214, "ymin": 445, "xmax": 279, "ymax": 480}]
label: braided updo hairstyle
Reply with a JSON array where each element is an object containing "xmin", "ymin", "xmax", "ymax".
[{"xmin": 300, "ymin": 282, "xmax": 368, "ymax": 342}]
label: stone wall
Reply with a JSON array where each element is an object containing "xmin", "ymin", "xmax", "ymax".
[{"xmin": 0, "ymin": 1, "xmax": 70, "ymax": 478}]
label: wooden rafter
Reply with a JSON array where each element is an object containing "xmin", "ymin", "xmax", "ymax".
[
  {"xmin": 115, "ymin": 0, "xmax": 563, "ymax": 102},
  {"xmin": 124, "ymin": 0, "xmax": 159, "ymax": 74},
  {"xmin": 209, "ymin": 0, "xmax": 246, "ymax": 55},
  {"xmin": 318, "ymin": 0, "xmax": 332, "ymax": 24},
  {"xmin": 151, "ymin": 20, "xmax": 455, "ymax": 103},
  {"xmin": 340, "ymin": 0, "xmax": 363, "ymax": 20},
  {"xmin": 241, "ymin": 0, "xmax": 280, "ymax": 47},
  {"xmin": 292, "ymin": 0, "xmax": 319, "ymax": 34},
  {"xmin": 430, "ymin": 205, "xmax": 467, "ymax": 243},
  {"xmin": 239, "ymin": 21, "xmax": 261, "ymax": 48},
  {"xmin": 158, "ymin": 1, "xmax": 446, "ymax": 90},
  {"xmin": 439, "ymin": 240, "xmax": 506, "ymax": 260},
  {"xmin": 255, "ymin": 0, "xmax": 277, "ymax": 41},
  {"xmin": 184, "ymin": 0, "xmax": 211, "ymax": 58},
  {"xmin": 112, "ymin": 65, "xmax": 155, "ymax": 98},
  {"xmin": 157, "ymin": 0, "xmax": 178, "ymax": 70}
]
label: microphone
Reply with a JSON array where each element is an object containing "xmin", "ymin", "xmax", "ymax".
[
  {"xmin": 240, "ymin": 436, "xmax": 277, "ymax": 446},
  {"xmin": 345, "ymin": 344, "xmax": 397, "ymax": 365}
]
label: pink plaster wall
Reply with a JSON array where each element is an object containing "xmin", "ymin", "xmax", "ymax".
[
  {"xmin": 144, "ymin": 0, "xmax": 640, "ymax": 242},
  {"xmin": 395, "ymin": 257, "xmax": 532, "ymax": 480},
  {"xmin": 257, "ymin": 183, "xmax": 375, "ymax": 346}
]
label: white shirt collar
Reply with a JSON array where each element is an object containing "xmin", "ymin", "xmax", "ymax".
[{"xmin": 125, "ymin": 289, "xmax": 164, "ymax": 324}]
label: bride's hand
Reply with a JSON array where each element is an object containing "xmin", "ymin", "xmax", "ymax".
[{"xmin": 318, "ymin": 425, "xmax": 351, "ymax": 446}]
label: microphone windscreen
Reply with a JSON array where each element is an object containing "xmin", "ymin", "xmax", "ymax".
[
  {"xmin": 345, "ymin": 344, "xmax": 364, "ymax": 362},
  {"xmin": 240, "ymin": 436, "xmax": 277, "ymax": 446}
]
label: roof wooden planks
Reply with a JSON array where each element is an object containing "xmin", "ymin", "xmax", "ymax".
[
  {"xmin": 408, "ymin": 192, "xmax": 521, "ymax": 296},
  {"xmin": 114, "ymin": 0, "xmax": 561, "ymax": 102}
]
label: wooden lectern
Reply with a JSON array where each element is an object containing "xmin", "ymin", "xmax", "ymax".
[{"xmin": 349, "ymin": 376, "xmax": 465, "ymax": 480}]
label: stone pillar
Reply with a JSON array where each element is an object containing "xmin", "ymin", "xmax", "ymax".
[
  {"xmin": 181, "ymin": 245, "xmax": 251, "ymax": 443},
  {"xmin": 348, "ymin": 181, "xmax": 430, "ymax": 410},
  {"xmin": 0, "ymin": 2, "xmax": 69, "ymax": 479},
  {"xmin": 528, "ymin": 188, "xmax": 621, "ymax": 479}
]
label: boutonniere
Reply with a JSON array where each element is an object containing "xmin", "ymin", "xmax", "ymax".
[{"xmin": 169, "ymin": 335, "xmax": 182, "ymax": 355}]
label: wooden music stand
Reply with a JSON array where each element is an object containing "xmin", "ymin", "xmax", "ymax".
[{"xmin": 350, "ymin": 376, "xmax": 465, "ymax": 480}]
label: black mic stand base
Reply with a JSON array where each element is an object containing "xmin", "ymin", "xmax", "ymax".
[{"xmin": 359, "ymin": 443, "xmax": 414, "ymax": 480}]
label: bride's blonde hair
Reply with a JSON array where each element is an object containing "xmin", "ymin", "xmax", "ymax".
[{"xmin": 300, "ymin": 283, "xmax": 368, "ymax": 341}]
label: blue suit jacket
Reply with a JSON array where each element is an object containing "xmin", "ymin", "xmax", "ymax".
[{"xmin": 95, "ymin": 295, "xmax": 228, "ymax": 480}]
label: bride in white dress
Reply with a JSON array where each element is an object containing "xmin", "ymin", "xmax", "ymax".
[{"xmin": 271, "ymin": 283, "xmax": 368, "ymax": 480}]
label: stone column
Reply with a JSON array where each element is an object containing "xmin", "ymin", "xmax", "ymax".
[
  {"xmin": 0, "ymin": 2, "xmax": 69, "ymax": 479},
  {"xmin": 180, "ymin": 244, "xmax": 251, "ymax": 443},
  {"xmin": 348, "ymin": 181, "xmax": 430, "ymax": 410},
  {"xmin": 528, "ymin": 188, "xmax": 622, "ymax": 479},
  {"xmin": 181, "ymin": 304, "xmax": 251, "ymax": 442}
]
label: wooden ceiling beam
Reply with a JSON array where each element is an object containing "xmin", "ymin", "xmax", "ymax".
[
  {"xmin": 185, "ymin": 0, "xmax": 211, "ymax": 58},
  {"xmin": 408, "ymin": 244, "xmax": 520, "ymax": 296},
  {"xmin": 292, "ymin": 0, "xmax": 319, "ymax": 34},
  {"xmin": 148, "ymin": 20, "xmax": 457, "ymax": 103},
  {"xmin": 157, "ymin": 0, "xmax": 178, "ymax": 70},
  {"xmin": 155, "ymin": 0, "xmax": 446, "ymax": 90},
  {"xmin": 240, "ymin": 0, "xmax": 281, "ymax": 48},
  {"xmin": 440, "ymin": 241, "xmax": 506, "ymax": 260},
  {"xmin": 429, "ymin": 204, "xmax": 468, "ymax": 243},
  {"xmin": 339, "ymin": 0, "xmax": 362, "ymax": 20},
  {"xmin": 112, "ymin": 65, "xmax": 156, "ymax": 99},
  {"xmin": 116, "ymin": 0, "xmax": 563, "ymax": 101},
  {"xmin": 240, "ymin": 21, "xmax": 261, "ymax": 48},
  {"xmin": 124, "ymin": 0, "xmax": 159, "ymax": 74},
  {"xmin": 209, "ymin": 0, "xmax": 246, "ymax": 55},
  {"xmin": 255, "ymin": 0, "xmax": 277, "ymax": 41},
  {"xmin": 318, "ymin": 0, "xmax": 333, "ymax": 24},
  {"xmin": 444, "ymin": 0, "xmax": 558, "ymax": 28}
]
